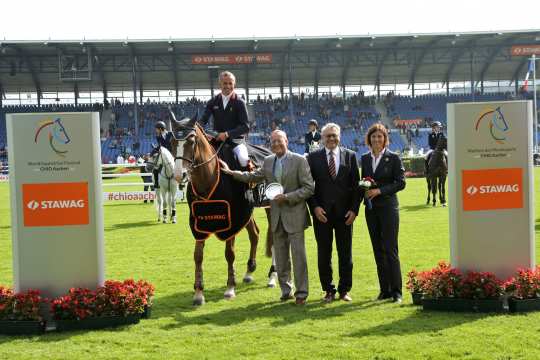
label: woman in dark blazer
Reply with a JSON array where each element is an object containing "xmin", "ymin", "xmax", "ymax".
[{"xmin": 360, "ymin": 124, "xmax": 406, "ymax": 303}]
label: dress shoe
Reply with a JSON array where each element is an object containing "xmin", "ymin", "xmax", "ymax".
[
  {"xmin": 339, "ymin": 293, "xmax": 352, "ymax": 302},
  {"xmin": 295, "ymin": 298, "xmax": 306, "ymax": 305},
  {"xmin": 392, "ymin": 294, "xmax": 403, "ymax": 304},
  {"xmin": 376, "ymin": 292, "xmax": 392, "ymax": 301},
  {"xmin": 280, "ymin": 293, "xmax": 294, "ymax": 302},
  {"xmin": 322, "ymin": 292, "xmax": 336, "ymax": 303}
]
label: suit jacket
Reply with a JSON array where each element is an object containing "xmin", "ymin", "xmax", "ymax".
[
  {"xmin": 156, "ymin": 131, "xmax": 174, "ymax": 153},
  {"xmin": 230, "ymin": 151, "xmax": 315, "ymax": 233},
  {"xmin": 200, "ymin": 92, "xmax": 250, "ymax": 145},
  {"xmin": 428, "ymin": 132, "xmax": 446, "ymax": 150},
  {"xmin": 304, "ymin": 131, "xmax": 321, "ymax": 153},
  {"xmin": 307, "ymin": 147, "xmax": 361, "ymax": 218},
  {"xmin": 360, "ymin": 149, "xmax": 406, "ymax": 208}
]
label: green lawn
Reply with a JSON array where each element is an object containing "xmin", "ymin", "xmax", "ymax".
[{"xmin": 1, "ymin": 172, "xmax": 540, "ymax": 359}]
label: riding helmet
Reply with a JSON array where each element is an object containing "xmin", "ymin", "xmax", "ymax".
[{"xmin": 155, "ymin": 121, "xmax": 166, "ymax": 130}]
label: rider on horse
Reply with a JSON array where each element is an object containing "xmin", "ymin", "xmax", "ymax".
[
  {"xmin": 425, "ymin": 121, "xmax": 447, "ymax": 165},
  {"xmin": 304, "ymin": 119, "xmax": 321, "ymax": 154},
  {"xmin": 153, "ymin": 121, "xmax": 174, "ymax": 189},
  {"xmin": 198, "ymin": 71, "xmax": 250, "ymax": 170}
]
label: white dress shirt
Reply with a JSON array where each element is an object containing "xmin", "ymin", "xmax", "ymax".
[
  {"xmin": 325, "ymin": 146, "xmax": 340, "ymax": 170},
  {"xmin": 222, "ymin": 93, "xmax": 232, "ymax": 109},
  {"xmin": 370, "ymin": 148, "xmax": 386, "ymax": 173}
]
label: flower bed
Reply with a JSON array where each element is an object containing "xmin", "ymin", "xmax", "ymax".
[
  {"xmin": 0, "ymin": 279, "xmax": 154, "ymax": 335},
  {"xmin": 0, "ymin": 287, "xmax": 46, "ymax": 335},
  {"xmin": 407, "ymin": 261, "xmax": 506, "ymax": 312},
  {"xmin": 51, "ymin": 279, "xmax": 154, "ymax": 331},
  {"xmin": 505, "ymin": 267, "xmax": 540, "ymax": 313}
]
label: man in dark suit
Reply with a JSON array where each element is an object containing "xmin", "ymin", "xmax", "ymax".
[
  {"xmin": 199, "ymin": 71, "xmax": 250, "ymax": 168},
  {"xmin": 307, "ymin": 123, "xmax": 361, "ymax": 302},
  {"xmin": 304, "ymin": 119, "xmax": 321, "ymax": 154},
  {"xmin": 153, "ymin": 121, "xmax": 174, "ymax": 188},
  {"xmin": 360, "ymin": 124, "xmax": 406, "ymax": 303}
]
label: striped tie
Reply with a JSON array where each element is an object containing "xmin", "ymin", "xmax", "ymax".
[{"xmin": 328, "ymin": 152, "xmax": 336, "ymax": 179}]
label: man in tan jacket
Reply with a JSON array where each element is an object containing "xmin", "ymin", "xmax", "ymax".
[{"xmin": 221, "ymin": 130, "xmax": 314, "ymax": 305}]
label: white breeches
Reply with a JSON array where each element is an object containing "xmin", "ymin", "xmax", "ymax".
[{"xmin": 233, "ymin": 143, "xmax": 249, "ymax": 167}]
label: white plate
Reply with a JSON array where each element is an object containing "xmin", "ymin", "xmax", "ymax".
[{"xmin": 265, "ymin": 183, "xmax": 284, "ymax": 200}]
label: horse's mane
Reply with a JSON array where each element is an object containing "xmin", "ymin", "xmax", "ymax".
[
  {"xmin": 191, "ymin": 124, "xmax": 219, "ymax": 198},
  {"xmin": 193, "ymin": 124, "xmax": 216, "ymax": 162}
]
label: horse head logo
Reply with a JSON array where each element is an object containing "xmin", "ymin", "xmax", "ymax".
[
  {"xmin": 308, "ymin": 141, "xmax": 320, "ymax": 153},
  {"xmin": 34, "ymin": 118, "xmax": 71, "ymax": 157},
  {"xmin": 475, "ymin": 107, "xmax": 509, "ymax": 145}
]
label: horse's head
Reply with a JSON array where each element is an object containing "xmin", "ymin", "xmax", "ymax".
[
  {"xmin": 145, "ymin": 144, "xmax": 162, "ymax": 172},
  {"xmin": 170, "ymin": 111, "xmax": 199, "ymax": 175},
  {"xmin": 436, "ymin": 137, "xmax": 447, "ymax": 151},
  {"xmin": 52, "ymin": 118, "xmax": 71, "ymax": 145},
  {"xmin": 308, "ymin": 140, "xmax": 320, "ymax": 153}
]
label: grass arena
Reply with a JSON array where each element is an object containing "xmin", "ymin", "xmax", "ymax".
[{"xmin": 1, "ymin": 172, "xmax": 540, "ymax": 359}]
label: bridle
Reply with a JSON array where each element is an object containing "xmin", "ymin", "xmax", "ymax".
[{"xmin": 174, "ymin": 126, "xmax": 224, "ymax": 172}]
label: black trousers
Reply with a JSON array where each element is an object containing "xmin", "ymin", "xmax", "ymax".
[
  {"xmin": 313, "ymin": 209, "xmax": 353, "ymax": 295},
  {"xmin": 365, "ymin": 205, "xmax": 402, "ymax": 296}
]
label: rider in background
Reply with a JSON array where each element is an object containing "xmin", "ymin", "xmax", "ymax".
[
  {"xmin": 154, "ymin": 121, "xmax": 174, "ymax": 188},
  {"xmin": 426, "ymin": 121, "xmax": 446, "ymax": 157},
  {"xmin": 304, "ymin": 119, "xmax": 321, "ymax": 154},
  {"xmin": 199, "ymin": 71, "xmax": 250, "ymax": 169}
]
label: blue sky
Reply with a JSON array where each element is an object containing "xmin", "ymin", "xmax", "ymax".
[{"xmin": 1, "ymin": 0, "xmax": 538, "ymax": 40}]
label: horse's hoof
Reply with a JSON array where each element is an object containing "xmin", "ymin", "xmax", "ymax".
[
  {"xmin": 442, "ymin": 203, "xmax": 447, "ymax": 207},
  {"xmin": 432, "ymin": 203, "xmax": 436, "ymax": 207},
  {"xmin": 163, "ymin": 219, "xmax": 167, "ymax": 224},
  {"xmin": 247, "ymin": 259, "xmax": 257, "ymax": 273},
  {"xmin": 267, "ymin": 272, "xmax": 278, "ymax": 288},
  {"xmin": 224, "ymin": 287, "xmax": 236, "ymax": 299},
  {"xmin": 243, "ymin": 273, "xmax": 254, "ymax": 284},
  {"xmin": 171, "ymin": 217, "xmax": 177, "ymax": 224},
  {"xmin": 193, "ymin": 294, "xmax": 205, "ymax": 306}
]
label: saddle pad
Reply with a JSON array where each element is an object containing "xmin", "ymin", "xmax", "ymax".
[{"xmin": 191, "ymin": 200, "xmax": 231, "ymax": 234}]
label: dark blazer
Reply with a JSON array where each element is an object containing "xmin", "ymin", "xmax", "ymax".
[
  {"xmin": 304, "ymin": 131, "xmax": 321, "ymax": 153},
  {"xmin": 200, "ymin": 92, "xmax": 250, "ymax": 145},
  {"xmin": 156, "ymin": 131, "xmax": 174, "ymax": 153},
  {"xmin": 428, "ymin": 132, "xmax": 446, "ymax": 150},
  {"xmin": 360, "ymin": 150, "xmax": 406, "ymax": 208},
  {"xmin": 308, "ymin": 147, "xmax": 361, "ymax": 218}
]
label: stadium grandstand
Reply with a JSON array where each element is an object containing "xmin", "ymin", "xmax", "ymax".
[{"xmin": 1, "ymin": 30, "xmax": 539, "ymax": 163}]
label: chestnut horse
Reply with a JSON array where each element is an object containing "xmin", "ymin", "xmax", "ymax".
[{"xmin": 170, "ymin": 115, "xmax": 269, "ymax": 305}]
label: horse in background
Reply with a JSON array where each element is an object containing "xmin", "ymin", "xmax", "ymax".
[
  {"xmin": 145, "ymin": 145, "xmax": 178, "ymax": 223},
  {"xmin": 170, "ymin": 115, "xmax": 264, "ymax": 305},
  {"xmin": 425, "ymin": 137, "xmax": 447, "ymax": 207}
]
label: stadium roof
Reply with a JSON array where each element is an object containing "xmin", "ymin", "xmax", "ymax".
[{"xmin": 0, "ymin": 30, "xmax": 539, "ymax": 100}]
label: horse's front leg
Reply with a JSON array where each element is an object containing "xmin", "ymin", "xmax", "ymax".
[
  {"xmin": 193, "ymin": 241, "xmax": 205, "ymax": 306},
  {"xmin": 440, "ymin": 175, "xmax": 447, "ymax": 207},
  {"xmin": 426, "ymin": 177, "xmax": 431, "ymax": 205},
  {"xmin": 170, "ymin": 183, "xmax": 177, "ymax": 223},
  {"xmin": 224, "ymin": 238, "xmax": 236, "ymax": 299},
  {"xmin": 431, "ymin": 176, "xmax": 438, "ymax": 207},
  {"xmin": 156, "ymin": 186, "xmax": 163, "ymax": 222},
  {"xmin": 243, "ymin": 217, "xmax": 259, "ymax": 284},
  {"xmin": 264, "ymin": 208, "xmax": 278, "ymax": 288}
]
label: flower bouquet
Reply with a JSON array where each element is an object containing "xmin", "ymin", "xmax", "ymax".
[{"xmin": 359, "ymin": 177, "xmax": 376, "ymax": 210}]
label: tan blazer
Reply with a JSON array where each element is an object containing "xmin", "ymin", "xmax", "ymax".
[{"xmin": 230, "ymin": 151, "xmax": 314, "ymax": 233}]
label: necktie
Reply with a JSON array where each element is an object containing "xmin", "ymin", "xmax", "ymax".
[
  {"xmin": 275, "ymin": 158, "xmax": 283, "ymax": 184},
  {"xmin": 329, "ymin": 152, "xmax": 336, "ymax": 179}
]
